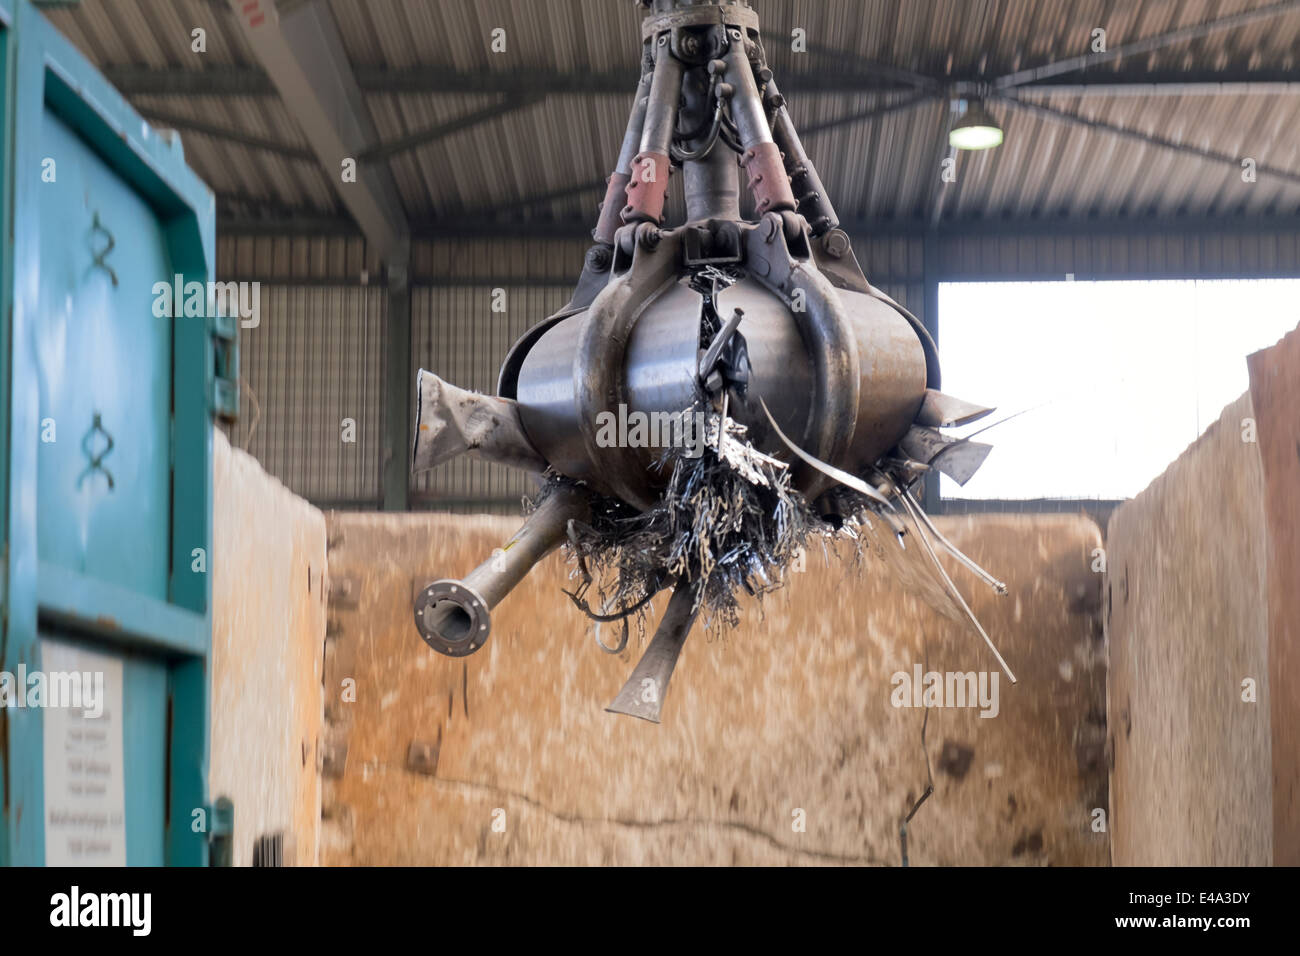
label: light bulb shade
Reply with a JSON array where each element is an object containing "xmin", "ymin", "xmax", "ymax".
[{"xmin": 949, "ymin": 100, "xmax": 1004, "ymax": 150}]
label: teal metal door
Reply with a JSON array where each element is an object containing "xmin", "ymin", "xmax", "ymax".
[{"xmin": 1, "ymin": 0, "xmax": 222, "ymax": 866}]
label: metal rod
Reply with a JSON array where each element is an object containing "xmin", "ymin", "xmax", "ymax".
[
  {"xmin": 1013, "ymin": 81, "xmax": 1300, "ymax": 98},
  {"xmin": 595, "ymin": 54, "xmax": 655, "ymax": 243},
  {"xmin": 896, "ymin": 492, "xmax": 1016, "ymax": 683},
  {"xmin": 722, "ymin": 26, "xmax": 796, "ymax": 215},
  {"xmin": 766, "ymin": 78, "xmax": 839, "ymax": 235},
  {"xmin": 721, "ymin": 29, "xmax": 772, "ymax": 147},
  {"xmin": 903, "ymin": 489, "xmax": 1007, "ymax": 595},
  {"xmin": 618, "ymin": 52, "xmax": 656, "ymax": 175},
  {"xmin": 799, "ymin": 90, "xmax": 936, "ymax": 137},
  {"xmin": 640, "ymin": 36, "xmax": 685, "ymax": 156},
  {"xmin": 359, "ymin": 94, "xmax": 542, "ymax": 163},
  {"xmin": 682, "ymin": 66, "xmax": 740, "ymax": 222},
  {"xmin": 623, "ymin": 35, "xmax": 683, "ymax": 224},
  {"xmin": 698, "ymin": 307, "xmax": 744, "ymax": 381}
]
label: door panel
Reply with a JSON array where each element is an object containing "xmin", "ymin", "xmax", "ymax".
[{"xmin": 35, "ymin": 111, "xmax": 174, "ymax": 602}]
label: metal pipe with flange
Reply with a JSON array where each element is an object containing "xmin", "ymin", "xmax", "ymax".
[{"xmin": 413, "ymin": 483, "xmax": 592, "ymax": 657}]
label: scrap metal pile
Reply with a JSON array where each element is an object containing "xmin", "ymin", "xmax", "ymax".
[{"xmin": 410, "ymin": 0, "xmax": 1012, "ymax": 722}]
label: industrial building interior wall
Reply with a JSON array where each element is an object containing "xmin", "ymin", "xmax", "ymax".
[
  {"xmin": 934, "ymin": 223, "xmax": 1300, "ymax": 280},
  {"xmin": 214, "ymin": 228, "xmax": 1300, "ymax": 515},
  {"xmin": 409, "ymin": 284, "xmax": 568, "ymax": 511},
  {"xmin": 211, "ymin": 430, "xmax": 328, "ymax": 866},
  {"xmin": 221, "ymin": 285, "xmax": 389, "ymax": 507},
  {"xmin": 212, "ymin": 233, "xmax": 929, "ymax": 513},
  {"xmin": 216, "ymin": 235, "xmax": 388, "ymax": 508}
]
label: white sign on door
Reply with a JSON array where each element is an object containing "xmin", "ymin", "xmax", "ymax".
[{"xmin": 41, "ymin": 639, "xmax": 127, "ymax": 866}]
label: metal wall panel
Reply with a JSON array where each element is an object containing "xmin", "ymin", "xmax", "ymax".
[
  {"xmin": 218, "ymin": 234, "xmax": 372, "ymax": 282},
  {"xmin": 845, "ymin": 233, "xmax": 927, "ymax": 327},
  {"xmin": 226, "ymin": 228, "xmax": 1300, "ymax": 289},
  {"xmin": 852, "ymin": 234, "xmax": 926, "ymax": 283},
  {"xmin": 410, "ymin": 284, "xmax": 570, "ymax": 511},
  {"xmin": 215, "ymin": 224, "xmax": 1300, "ymax": 513},
  {"xmin": 412, "ymin": 237, "xmax": 588, "ymax": 283},
  {"xmin": 935, "ymin": 227, "xmax": 1300, "ymax": 281},
  {"xmin": 223, "ymin": 286, "xmax": 388, "ymax": 506}
]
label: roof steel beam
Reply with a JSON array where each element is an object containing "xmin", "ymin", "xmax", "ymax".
[
  {"xmin": 224, "ymin": 0, "xmax": 408, "ymax": 264},
  {"xmin": 216, "ymin": 179, "xmax": 613, "ymax": 236},
  {"xmin": 106, "ymin": 63, "xmax": 1300, "ymax": 99},
  {"xmin": 455, "ymin": 178, "xmax": 608, "ymax": 224},
  {"xmin": 799, "ymin": 90, "xmax": 937, "ymax": 137},
  {"xmin": 138, "ymin": 108, "xmax": 316, "ymax": 161},
  {"xmin": 357, "ymin": 93, "xmax": 543, "ymax": 163},
  {"xmin": 1013, "ymin": 80, "xmax": 1300, "ymax": 98},
  {"xmin": 994, "ymin": 0, "xmax": 1300, "ymax": 88},
  {"xmin": 215, "ymin": 211, "xmax": 1300, "ymax": 242},
  {"xmin": 105, "ymin": 66, "xmax": 275, "ymax": 96},
  {"xmin": 997, "ymin": 93, "xmax": 1300, "ymax": 188}
]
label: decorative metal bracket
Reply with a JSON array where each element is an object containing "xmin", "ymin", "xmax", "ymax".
[
  {"xmin": 90, "ymin": 212, "xmax": 118, "ymax": 288},
  {"xmin": 77, "ymin": 412, "xmax": 115, "ymax": 491}
]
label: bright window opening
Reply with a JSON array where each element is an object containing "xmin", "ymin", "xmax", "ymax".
[{"xmin": 937, "ymin": 278, "xmax": 1300, "ymax": 500}]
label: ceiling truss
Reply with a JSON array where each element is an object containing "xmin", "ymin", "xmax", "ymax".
[{"xmin": 96, "ymin": 0, "xmax": 1300, "ymax": 233}]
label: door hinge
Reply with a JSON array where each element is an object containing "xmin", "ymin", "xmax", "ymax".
[
  {"xmin": 209, "ymin": 311, "xmax": 240, "ymax": 423},
  {"xmin": 207, "ymin": 796, "xmax": 235, "ymax": 867}
]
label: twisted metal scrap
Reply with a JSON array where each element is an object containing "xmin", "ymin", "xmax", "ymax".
[
  {"xmin": 549, "ymin": 406, "xmax": 816, "ymax": 634},
  {"xmin": 535, "ymin": 412, "xmax": 1013, "ymax": 679}
]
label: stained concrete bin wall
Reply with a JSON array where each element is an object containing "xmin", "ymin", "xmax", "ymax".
[
  {"xmin": 320, "ymin": 511, "xmax": 1107, "ymax": 865},
  {"xmin": 1246, "ymin": 325, "xmax": 1300, "ymax": 865},
  {"xmin": 211, "ymin": 430, "xmax": 328, "ymax": 865},
  {"xmin": 1106, "ymin": 393, "xmax": 1272, "ymax": 866},
  {"xmin": 1106, "ymin": 322, "xmax": 1300, "ymax": 866}
]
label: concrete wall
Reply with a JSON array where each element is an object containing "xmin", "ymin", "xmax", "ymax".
[
  {"xmin": 211, "ymin": 430, "xmax": 328, "ymax": 865},
  {"xmin": 1106, "ymin": 393, "xmax": 1273, "ymax": 865},
  {"xmin": 1247, "ymin": 325, "xmax": 1300, "ymax": 865},
  {"xmin": 320, "ymin": 511, "xmax": 1107, "ymax": 865}
]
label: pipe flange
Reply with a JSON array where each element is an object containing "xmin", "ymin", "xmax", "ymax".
[{"xmin": 414, "ymin": 579, "xmax": 491, "ymax": 657}]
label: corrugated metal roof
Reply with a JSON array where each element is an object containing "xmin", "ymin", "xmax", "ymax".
[
  {"xmin": 328, "ymin": 0, "xmax": 644, "ymax": 73},
  {"xmin": 132, "ymin": 93, "xmax": 338, "ymax": 212},
  {"xmin": 323, "ymin": 0, "xmax": 1300, "ymax": 77},
  {"xmin": 42, "ymin": 0, "xmax": 1300, "ymax": 226},
  {"xmin": 47, "ymin": 0, "xmax": 258, "ymax": 67}
]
